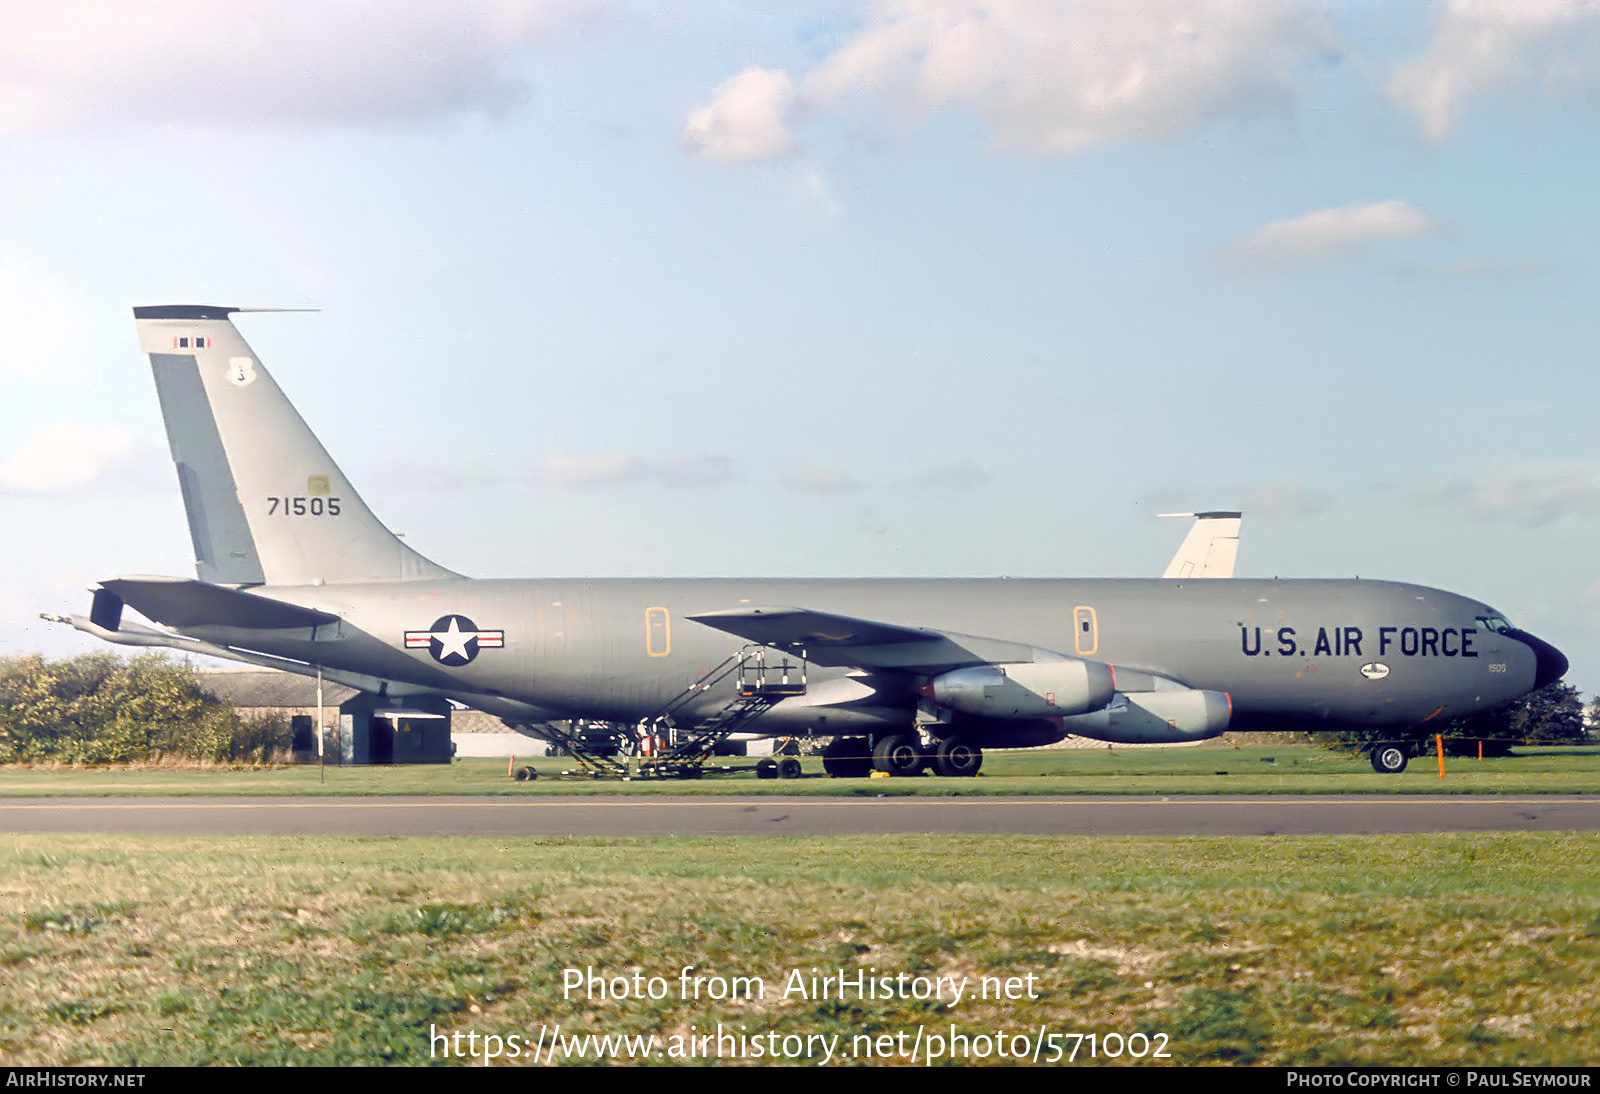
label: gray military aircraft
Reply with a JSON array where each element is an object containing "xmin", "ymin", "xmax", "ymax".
[{"xmin": 48, "ymin": 306, "xmax": 1568, "ymax": 776}]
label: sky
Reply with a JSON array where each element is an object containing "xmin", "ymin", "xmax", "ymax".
[{"xmin": 3, "ymin": 0, "xmax": 1600, "ymax": 696}]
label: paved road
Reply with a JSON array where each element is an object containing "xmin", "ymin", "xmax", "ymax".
[{"xmin": 2, "ymin": 795, "xmax": 1597, "ymax": 836}]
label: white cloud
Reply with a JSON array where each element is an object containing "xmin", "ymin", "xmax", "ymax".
[
  {"xmin": 910, "ymin": 461, "xmax": 989, "ymax": 490},
  {"xmin": 1246, "ymin": 482, "xmax": 1334, "ymax": 518},
  {"xmin": 781, "ymin": 465, "xmax": 862, "ymax": 492},
  {"xmin": 377, "ymin": 462, "xmax": 502, "ymax": 492},
  {"xmin": 0, "ymin": 0, "xmax": 602, "ymax": 133},
  {"xmin": 529, "ymin": 453, "xmax": 732, "ymax": 488},
  {"xmin": 0, "ymin": 422, "xmax": 164, "ymax": 496},
  {"xmin": 1389, "ymin": 0, "xmax": 1600, "ymax": 142},
  {"xmin": 380, "ymin": 452, "xmax": 733, "ymax": 490},
  {"xmin": 685, "ymin": 0, "xmax": 1335, "ymax": 160},
  {"xmin": 682, "ymin": 67, "xmax": 798, "ymax": 161},
  {"xmin": 531, "ymin": 452, "xmax": 644, "ymax": 487},
  {"xmin": 653, "ymin": 456, "xmax": 734, "ymax": 488},
  {"xmin": 1422, "ymin": 462, "xmax": 1600, "ymax": 527},
  {"xmin": 1220, "ymin": 200, "xmax": 1448, "ymax": 269},
  {"xmin": 794, "ymin": 167, "xmax": 844, "ymax": 222}
]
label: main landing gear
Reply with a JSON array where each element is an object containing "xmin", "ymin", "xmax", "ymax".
[
  {"xmin": 821, "ymin": 737, "xmax": 872, "ymax": 779},
  {"xmin": 873, "ymin": 733, "xmax": 927, "ymax": 777},
  {"xmin": 820, "ymin": 733, "xmax": 983, "ymax": 778},
  {"xmin": 932, "ymin": 736, "xmax": 983, "ymax": 778}
]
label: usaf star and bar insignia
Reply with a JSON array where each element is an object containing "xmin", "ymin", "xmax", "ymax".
[{"xmin": 405, "ymin": 615, "xmax": 504, "ymax": 666}]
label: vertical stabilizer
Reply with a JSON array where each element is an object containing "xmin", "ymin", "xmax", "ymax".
[
  {"xmin": 1160, "ymin": 511, "xmax": 1242, "ymax": 579},
  {"xmin": 135, "ymin": 305, "xmax": 458, "ymax": 586}
]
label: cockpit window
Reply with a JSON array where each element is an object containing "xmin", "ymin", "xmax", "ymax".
[{"xmin": 1475, "ymin": 615, "xmax": 1513, "ymax": 634}]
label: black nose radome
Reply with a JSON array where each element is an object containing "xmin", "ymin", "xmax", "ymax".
[{"xmin": 1506, "ymin": 629, "xmax": 1569, "ymax": 691}]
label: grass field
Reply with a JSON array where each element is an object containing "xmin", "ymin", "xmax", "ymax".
[
  {"xmin": 1, "ymin": 832, "xmax": 1597, "ymax": 1066},
  {"xmin": 4, "ymin": 746, "xmax": 1596, "ymax": 1066},
  {"xmin": 0, "ymin": 743, "xmax": 1597, "ymax": 797}
]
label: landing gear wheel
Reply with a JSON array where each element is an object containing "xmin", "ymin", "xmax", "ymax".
[
  {"xmin": 756, "ymin": 758, "xmax": 779, "ymax": 780},
  {"xmin": 821, "ymin": 737, "xmax": 872, "ymax": 778},
  {"xmin": 514, "ymin": 765, "xmax": 538, "ymax": 782},
  {"xmin": 778, "ymin": 757, "xmax": 803, "ymax": 780},
  {"xmin": 1371, "ymin": 745, "xmax": 1409, "ymax": 774},
  {"xmin": 933, "ymin": 737, "xmax": 983, "ymax": 778},
  {"xmin": 873, "ymin": 733, "xmax": 927, "ymax": 777}
]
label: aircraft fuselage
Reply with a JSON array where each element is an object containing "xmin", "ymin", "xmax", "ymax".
[{"xmin": 187, "ymin": 575, "xmax": 1549, "ymax": 735}]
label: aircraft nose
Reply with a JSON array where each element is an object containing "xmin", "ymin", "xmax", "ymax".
[{"xmin": 1506, "ymin": 629, "xmax": 1569, "ymax": 690}]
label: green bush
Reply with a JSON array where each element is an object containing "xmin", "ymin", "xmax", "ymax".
[
  {"xmin": 0, "ymin": 652, "xmax": 286, "ymax": 764},
  {"xmin": 225, "ymin": 711, "xmax": 294, "ymax": 764}
]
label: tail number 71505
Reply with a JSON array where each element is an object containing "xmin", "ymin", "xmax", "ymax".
[{"xmin": 267, "ymin": 496, "xmax": 342, "ymax": 516}]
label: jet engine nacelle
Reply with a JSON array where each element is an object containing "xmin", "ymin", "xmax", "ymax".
[
  {"xmin": 930, "ymin": 658, "xmax": 1115, "ymax": 719},
  {"xmin": 1060, "ymin": 688, "xmax": 1231, "ymax": 744}
]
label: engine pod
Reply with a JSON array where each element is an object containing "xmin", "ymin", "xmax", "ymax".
[
  {"xmin": 1061, "ymin": 688, "xmax": 1232, "ymax": 744},
  {"xmin": 930, "ymin": 658, "xmax": 1115, "ymax": 718}
]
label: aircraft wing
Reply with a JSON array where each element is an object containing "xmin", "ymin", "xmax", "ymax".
[
  {"xmin": 686, "ymin": 606, "xmax": 931, "ymax": 647},
  {"xmin": 688, "ymin": 605, "xmax": 1151, "ymax": 723},
  {"xmin": 686, "ymin": 606, "xmax": 1041, "ymax": 672},
  {"xmin": 98, "ymin": 576, "xmax": 340, "ymax": 631}
]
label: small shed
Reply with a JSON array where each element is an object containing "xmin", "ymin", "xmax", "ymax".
[{"xmin": 197, "ymin": 669, "xmax": 453, "ymax": 764}]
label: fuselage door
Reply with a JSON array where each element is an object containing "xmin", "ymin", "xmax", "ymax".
[
  {"xmin": 645, "ymin": 607, "xmax": 671, "ymax": 658},
  {"xmin": 1073, "ymin": 606, "xmax": 1098, "ymax": 657}
]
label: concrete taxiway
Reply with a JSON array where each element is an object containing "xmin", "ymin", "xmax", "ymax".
[{"xmin": 2, "ymin": 795, "xmax": 1598, "ymax": 837}]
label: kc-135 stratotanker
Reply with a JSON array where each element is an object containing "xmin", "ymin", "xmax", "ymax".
[{"xmin": 48, "ymin": 306, "xmax": 1567, "ymax": 777}]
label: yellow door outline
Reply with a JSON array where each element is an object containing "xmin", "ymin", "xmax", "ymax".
[
  {"xmin": 645, "ymin": 607, "xmax": 671, "ymax": 657},
  {"xmin": 1073, "ymin": 606, "xmax": 1098, "ymax": 656}
]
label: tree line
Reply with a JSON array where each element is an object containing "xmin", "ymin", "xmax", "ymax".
[
  {"xmin": 0, "ymin": 652, "xmax": 1592, "ymax": 765},
  {"xmin": 0, "ymin": 653, "xmax": 291, "ymax": 764},
  {"xmin": 1322, "ymin": 681, "xmax": 1593, "ymax": 756}
]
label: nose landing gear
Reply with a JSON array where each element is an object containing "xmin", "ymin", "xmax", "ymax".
[{"xmin": 1369, "ymin": 744, "xmax": 1409, "ymax": 774}]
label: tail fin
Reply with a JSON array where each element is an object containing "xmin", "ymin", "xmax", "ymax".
[
  {"xmin": 135, "ymin": 305, "xmax": 458, "ymax": 586},
  {"xmin": 1159, "ymin": 511, "xmax": 1242, "ymax": 579}
]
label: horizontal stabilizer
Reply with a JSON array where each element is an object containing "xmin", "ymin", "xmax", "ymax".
[
  {"xmin": 100, "ymin": 576, "xmax": 340, "ymax": 630},
  {"xmin": 45, "ymin": 610, "xmax": 561, "ymax": 723}
]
